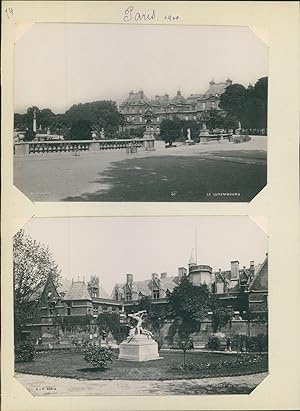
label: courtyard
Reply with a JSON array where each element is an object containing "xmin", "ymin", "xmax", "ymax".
[
  {"xmin": 14, "ymin": 137, "xmax": 267, "ymax": 202},
  {"xmin": 15, "ymin": 349, "xmax": 268, "ymax": 395}
]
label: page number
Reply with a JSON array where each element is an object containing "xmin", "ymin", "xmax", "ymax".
[{"xmin": 5, "ymin": 7, "xmax": 14, "ymax": 19}]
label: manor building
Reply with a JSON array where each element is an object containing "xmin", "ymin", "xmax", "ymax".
[
  {"xmin": 24, "ymin": 252, "xmax": 268, "ymax": 343},
  {"xmin": 119, "ymin": 79, "xmax": 232, "ymax": 133}
]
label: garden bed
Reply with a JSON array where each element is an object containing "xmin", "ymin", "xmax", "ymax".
[{"xmin": 15, "ymin": 350, "xmax": 268, "ymax": 381}]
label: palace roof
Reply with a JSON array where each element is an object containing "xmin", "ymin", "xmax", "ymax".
[
  {"xmin": 204, "ymin": 81, "xmax": 229, "ymax": 96},
  {"xmin": 64, "ymin": 281, "xmax": 92, "ymax": 301}
]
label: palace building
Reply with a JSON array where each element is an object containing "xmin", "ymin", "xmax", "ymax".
[{"xmin": 119, "ymin": 78, "xmax": 232, "ymax": 134}]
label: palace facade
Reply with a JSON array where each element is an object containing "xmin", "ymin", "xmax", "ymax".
[{"xmin": 119, "ymin": 79, "xmax": 232, "ymax": 133}]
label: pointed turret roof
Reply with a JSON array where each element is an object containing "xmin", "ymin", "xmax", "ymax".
[{"xmin": 189, "ymin": 248, "xmax": 197, "ymax": 266}]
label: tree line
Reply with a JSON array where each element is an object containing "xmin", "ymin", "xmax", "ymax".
[{"xmin": 14, "ymin": 77, "xmax": 267, "ymax": 143}]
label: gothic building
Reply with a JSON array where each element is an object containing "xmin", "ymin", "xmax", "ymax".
[
  {"xmin": 23, "ymin": 251, "xmax": 268, "ymax": 343},
  {"xmin": 119, "ymin": 79, "xmax": 232, "ymax": 133}
]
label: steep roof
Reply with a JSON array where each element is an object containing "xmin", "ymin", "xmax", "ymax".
[
  {"xmin": 171, "ymin": 91, "xmax": 186, "ymax": 104},
  {"xmin": 112, "ymin": 275, "xmax": 180, "ymax": 299},
  {"xmin": 64, "ymin": 281, "xmax": 92, "ymax": 301},
  {"xmin": 121, "ymin": 91, "xmax": 150, "ymax": 105},
  {"xmin": 249, "ymin": 255, "xmax": 268, "ymax": 291},
  {"xmin": 97, "ymin": 285, "xmax": 110, "ymax": 299},
  {"xmin": 204, "ymin": 82, "xmax": 228, "ymax": 96}
]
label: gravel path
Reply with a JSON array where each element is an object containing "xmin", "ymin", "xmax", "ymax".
[
  {"xmin": 14, "ymin": 137, "xmax": 267, "ymax": 201},
  {"xmin": 15, "ymin": 372, "xmax": 268, "ymax": 396}
]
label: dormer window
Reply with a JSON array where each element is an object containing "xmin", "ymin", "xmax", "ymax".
[
  {"xmin": 153, "ymin": 290, "xmax": 160, "ymax": 300},
  {"xmin": 126, "ymin": 292, "xmax": 132, "ymax": 301},
  {"xmin": 165, "ymin": 290, "xmax": 171, "ymax": 298}
]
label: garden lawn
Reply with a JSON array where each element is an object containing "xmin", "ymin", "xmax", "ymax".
[
  {"xmin": 63, "ymin": 152, "xmax": 267, "ymax": 202},
  {"xmin": 15, "ymin": 350, "xmax": 268, "ymax": 381}
]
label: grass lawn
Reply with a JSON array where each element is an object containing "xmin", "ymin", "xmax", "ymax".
[
  {"xmin": 15, "ymin": 350, "xmax": 268, "ymax": 381},
  {"xmin": 63, "ymin": 151, "xmax": 266, "ymax": 202}
]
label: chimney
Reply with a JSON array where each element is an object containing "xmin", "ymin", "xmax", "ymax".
[
  {"xmin": 126, "ymin": 273, "xmax": 133, "ymax": 284},
  {"xmin": 160, "ymin": 272, "xmax": 167, "ymax": 279},
  {"xmin": 230, "ymin": 261, "xmax": 239, "ymax": 279},
  {"xmin": 178, "ymin": 267, "xmax": 187, "ymax": 279},
  {"xmin": 152, "ymin": 273, "xmax": 158, "ymax": 281}
]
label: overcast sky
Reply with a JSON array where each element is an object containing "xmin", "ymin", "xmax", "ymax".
[
  {"xmin": 15, "ymin": 23, "xmax": 268, "ymax": 114},
  {"xmin": 23, "ymin": 216, "xmax": 268, "ymax": 294}
]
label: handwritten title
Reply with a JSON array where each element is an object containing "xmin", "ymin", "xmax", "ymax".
[{"xmin": 123, "ymin": 6, "xmax": 179, "ymax": 23}]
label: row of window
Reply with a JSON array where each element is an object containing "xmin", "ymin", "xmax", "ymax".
[
  {"xmin": 122, "ymin": 101, "xmax": 217, "ymax": 115},
  {"xmin": 126, "ymin": 114, "xmax": 199, "ymax": 123},
  {"xmin": 117, "ymin": 289, "xmax": 171, "ymax": 301}
]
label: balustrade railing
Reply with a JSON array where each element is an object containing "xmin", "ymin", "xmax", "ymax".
[{"xmin": 14, "ymin": 139, "xmax": 146, "ymax": 155}]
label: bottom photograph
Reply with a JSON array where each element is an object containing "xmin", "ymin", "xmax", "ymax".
[{"xmin": 13, "ymin": 216, "xmax": 268, "ymax": 396}]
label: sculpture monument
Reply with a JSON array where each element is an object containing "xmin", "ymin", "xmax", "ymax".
[{"xmin": 118, "ymin": 310, "xmax": 160, "ymax": 362}]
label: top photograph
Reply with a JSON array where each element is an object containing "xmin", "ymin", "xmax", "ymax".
[{"xmin": 13, "ymin": 23, "xmax": 268, "ymax": 202}]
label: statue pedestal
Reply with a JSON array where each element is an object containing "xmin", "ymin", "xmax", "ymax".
[
  {"xmin": 143, "ymin": 128, "xmax": 156, "ymax": 151},
  {"xmin": 118, "ymin": 334, "xmax": 160, "ymax": 362},
  {"xmin": 185, "ymin": 139, "xmax": 194, "ymax": 145}
]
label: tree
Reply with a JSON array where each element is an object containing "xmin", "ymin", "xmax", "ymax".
[
  {"xmin": 200, "ymin": 109, "xmax": 225, "ymax": 131},
  {"xmin": 39, "ymin": 108, "xmax": 56, "ymax": 131},
  {"xmin": 219, "ymin": 84, "xmax": 247, "ymax": 126},
  {"xmin": 167, "ymin": 277, "xmax": 210, "ymax": 340},
  {"xmin": 13, "ymin": 229, "xmax": 61, "ymax": 339},
  {"xmin": 69, "ymin": 119, "xmax": 92, "ymax": 140},
  {"xmin": 211, "ymin": 304, "xmax": 234, "ymax": 333},
  {"xmin": 159, "ymin": 118, "xmax": 183, "ymax": 145},
  {"xmin": 65, "ymin": 100, "xmax": 121, "ymax": 138},
  {"xmin": 96, "ymin": 312, "xmax": 127, "ymax": 344}
]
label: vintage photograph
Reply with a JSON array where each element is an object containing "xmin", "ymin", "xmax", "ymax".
[
  {"xmin": 14, "ymin": 216, "xmax": 268, "ymax": 395},
  {"xmin": 13, "ymin": 24, "xmax": 268, "ymax": 202}
]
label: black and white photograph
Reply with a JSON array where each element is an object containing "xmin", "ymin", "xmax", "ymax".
[
  {"xmin": 13, "ymin": 23, "xmax": 268, "ymax": 202},
  {"xmin": 14, "ymin": 216, "xmax": 268, "ymax": 396}
]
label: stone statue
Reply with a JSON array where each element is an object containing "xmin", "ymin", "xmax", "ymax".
[
  {"xmin": 127, "ymin": 310, "xmax": 153, "ymax": 340},
  {"xmin": 187, "ymin": 128, "xmax": 191, "ymax": 140},
  {"xmin": 119, "ymin": 309, "xmax": 159, "ymax": 361}
]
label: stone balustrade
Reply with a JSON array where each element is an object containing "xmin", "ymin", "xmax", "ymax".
[{"xmin": 14, "ymin": 138, "xmax": 150, "ymax": 155}]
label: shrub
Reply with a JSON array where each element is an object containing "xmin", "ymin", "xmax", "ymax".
[
  {"xmin": 170, "ymin": 353, "xmax": 264, "ymax": 373},
  {"xmin": 231, "ymin": 334, "xmax": 249, "ymax": 352},
  {"xmin": 231, "ymin": 334, "xmax": 268, "ymax": 353},
  {"xmin": 15, "ymin": 340, "xmax": 35, "ymax": 362},
  {"xmin": 83, "ymin": 344, "xmax": 113, "ymax": 369},
  {"xmin": 207, "ymin": 336, "xmax": 221, "ymax": 351}
]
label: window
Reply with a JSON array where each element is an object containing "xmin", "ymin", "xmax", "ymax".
[
  {"xmin": 127, "ymin": 117, "xmax": 130, "ymax": 122},
  {"xmin": 165, "ymin": 290, "xmax": 171, "ymax": 298},
  {"xmin": 153, "ymin": 290, "xmax": 160, "ymax": 299},
  {"xmin": 93, "ymin": 306, "xmax": 98, "ymax": 315},
  {"xmin": 156, "ymin": 117, "xmax": 160, "ymax": 122},
  {"xmin": 115, "ymin": 290, "xmax": 119, "ymax": 300},
  {"xmin": 185, "ymin": 116, "xmax": 189, "ymax": 121},
  {"xmin": 140, "ymin": 117, "xmax": 143, "ymax": 122},
  {"xmin": 49, "ymin": 302, "xmax": 55, "ymax": 316},
  {"xmin": 66, "ymin": 302, "xmax": 71, "ymax": 316},
  {"xmin": 211, "ymin": 102, "xmax": 215, "ymax": 108},
  {"xmin": 132, "ymin": 116, "xmax": 135, "ymax": 122},
  {"xmin": 126, "ymin": 292, "xmax": 132, "ymax": 301},
  {"xmin": 193, "ymin": 116, "xmax": 197, "ymax": 121},
  {"xmin": 202, "ymin": 103, "xmax": 206, "ymax": 109}
]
